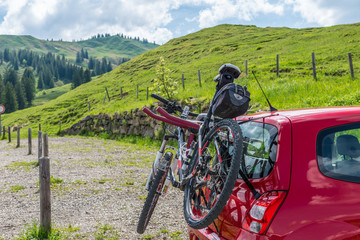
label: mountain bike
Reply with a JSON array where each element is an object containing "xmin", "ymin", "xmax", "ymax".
[
  {"xmin": 137, "ymin": 93, "xmax": 201, "ymax": 234},
  {"xmin": 137, "ymin": 64, "xmax": 250, "ymax": 232}
]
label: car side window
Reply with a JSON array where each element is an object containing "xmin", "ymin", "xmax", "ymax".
[{"xmin": 317, "ymin": 123, "xmax": 360, "ymax": 183}]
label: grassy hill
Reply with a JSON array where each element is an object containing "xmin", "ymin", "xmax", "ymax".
[
  {"xmin": 2, "ymin": 23, "xmax": 360, "ymax": 135},
  {"xmin": 0, "ymin": 34, "xmax": 158, "ymax": 63}
]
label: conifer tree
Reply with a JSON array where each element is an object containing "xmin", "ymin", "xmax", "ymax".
[
  {"xmin": 22, "ymin": 68, "xmax": 36, "ymax": 105},
  {"xmin": 84, "ymin": 69, "xmax": 91, "ymax": 83},
  {"xmin": 76, "ymin": 52, "xmax": 82, "ymax": 64},
  {"xmin": 3, "ymin": 68, "xmax": 18, "ymax": 86},
  {"xmin": 88, "ymin": 57, "xmax": 95, "ymax": 69},
  {"xmin": 107, "ymin": 60, "xmax": 112, "ymax": 72},
  {"xmin": 72, "ymin": 68, "xmax": 82, "ymax": 89},
  {"xmin": 14, "ymin": 81, "xmax": 27, "ymax": 109},
  {"xmin": 3, "ymin": 48, "xmax": 10, "ymax": 62},
  {"xmin": 37, "ymin": 74, "xmax": 44, "ymax": 90},
  {"xmin": 0, "ymin": 75, "xmax": 5, "ymax": 104},
  {"xmin": 95, "ymin": 60, "xmax": 101, "ymax": 75},
  {"xmin": 4, "ymin": 82, "xmax": 18, "ymax": 113},
  {"xmin": 81, "ymin": 48, "xmax": 85, "ymax": 59},
  {"xmin": 101, "ymin": 58, "xmax": 107, "ymax": 74}
]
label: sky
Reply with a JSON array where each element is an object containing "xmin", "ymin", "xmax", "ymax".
[{"xmin": 0, "ymin": 0, "xmax": 359, "ymax": 45}]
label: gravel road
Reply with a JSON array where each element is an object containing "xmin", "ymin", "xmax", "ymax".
[{"xmin": 0, "ymin": 136, "xmax": 188, "ymax": 239}]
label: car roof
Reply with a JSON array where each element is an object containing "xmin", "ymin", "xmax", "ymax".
[{"xmin": 243, "ymin": 106, "xmax": 360, "ymax": 124}]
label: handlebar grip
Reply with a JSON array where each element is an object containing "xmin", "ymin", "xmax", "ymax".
[
  {"xmin": 150, "ymin": 93, "xmax": 170, "ymax": 105},
  {"xmin": 151, "ymin": 93, "xmax": 198, "ymax": 117},
  {"xmin": 188, "ymin": 112, "xmax": 199, "ymax": 117}
]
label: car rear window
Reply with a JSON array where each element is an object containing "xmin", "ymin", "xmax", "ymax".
[
  {"xmin": 317, "ymin": 122, "xmax": 360, "ymax": 183},
  {"xmin": 239, "ymin": 121, "xmax": 278, "ymax": 179}
]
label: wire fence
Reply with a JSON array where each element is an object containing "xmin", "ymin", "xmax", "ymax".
[{"xmin": 97, "ymin": 51, "xmax": 357, "ymax": 103}]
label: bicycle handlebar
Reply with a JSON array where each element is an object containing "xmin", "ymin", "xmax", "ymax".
[
  {"xmin": 143, "ymin": 107, "xmax": 200, "ymax": 130},
  {"xmin": 142, "ymin": 107, "xmax": 191, "ymax": 129},
  {"xmin": 151, "ymin": 93, "xmax": 170, "ymax": 105},
  {"xmin": 150, "ymin": 93, "xmax": 198, "ymax": 117},
  {"xmin": 156, "ymin": 107, "xmax": 200, "ymax": 130}
]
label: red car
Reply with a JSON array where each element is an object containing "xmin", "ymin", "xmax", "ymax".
[{"xmin": 189, "ymin": 106, "xmax": 360, "ymax": 240}]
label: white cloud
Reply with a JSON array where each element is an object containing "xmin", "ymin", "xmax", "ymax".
[
  {"xmin": 197, "ymin": 0, "xmax": 284, "ymax": 28},
  {"xmin": 0, "ymin": 0, "xmax": 176, "ymax": 43},
  {"xmin": 284, "ymin": 0, "xmax": 338, "ymax": 26},
  {"xmin": 0, "ymin": 0, "xmax": 358, "ymax": 44}
]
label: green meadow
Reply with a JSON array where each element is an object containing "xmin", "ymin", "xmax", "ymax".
[{"xmin": 1, "ymin": 23, "xmax": 360, "ymax": 136}]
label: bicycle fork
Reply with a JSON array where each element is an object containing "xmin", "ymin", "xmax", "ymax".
[{"xmin": 145, "ymin": 138, "xmax": 168, "ymax": 191}]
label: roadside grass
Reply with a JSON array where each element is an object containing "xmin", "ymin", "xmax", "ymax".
[
  {"xmin": 15, "ymin": 222, "xmax": 64, "ymax": 240},
  {"xmin": 5, "ymin": 161, "xmax": 38, "ymax": 171},
  {"xmin": 10, "ymin": 185, "xmax": 26, "ymax": 193},
  {"xmin": 94, "ymin": 224, "xmax": 120, "ymax": 240}
]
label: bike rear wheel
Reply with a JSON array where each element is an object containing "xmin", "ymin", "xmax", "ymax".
[
  {"xmin": 184, "ymin": 119, "xmax": 243, "ymax": 229},
  {"xmin": 137, "ymin": 152, "xmax": 172, "ymax": 234}
]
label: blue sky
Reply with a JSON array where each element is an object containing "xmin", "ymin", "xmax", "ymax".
[{"xmin": 0, "ymin": 0, "xmax": 359, "ymax": 44}]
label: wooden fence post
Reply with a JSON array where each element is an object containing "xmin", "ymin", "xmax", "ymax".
[
  {"xmin": 38, "ymin": 131, "xmax": 43, "ymax": 159},
  {"xmin": 28, "ymin": 128, "xmax": 32, "ymax": 155},
  {"xmin": 102, "ymin": 93, "xmax": 106, "ymax": 104},
  {"xmin": 312, "ymin": 52, "xmax": 317, "ymax": 80},
  {"xmin": 182, "ymin": 74, "xmax": 185, "ymax": 89},
  {"xmin": 2, "ymin": 126, "xmax": 5, "ymax": 139},
  {"xmin": 105, "ymin": 87, "xmax": 111, "ymax": 101},
  {"xmin": 39, "ymin": 133, "xmax": 51, "ymax": 233},
  {"xmin": 276, "ymin": 54, "xmax": 280, "ymax": 77},
  {"xmin": 16, "ymin": 127, "xmax": 20, "ymax": 148},
  {"xmin": 245, "ymin": 60, "xmax": 248, "ymax": 76},
  {"xmin": 198, "ymin": 70, "xmax": 202, "ymax": 87},
  {"xmin": 348, "ymin": 53, "xmax": 355, "ymax": 79},
  {"xmin": 39, "ymin": 124, "xmax": 41, "ymax": 131},
  {"xmin": 8, "ymin": 127, "xmax": 11, "ymax": 143}
]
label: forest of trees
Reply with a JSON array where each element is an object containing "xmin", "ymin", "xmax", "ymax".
[
  {"xmin": 75, "ymin": 48, "xmax": 130, "ymax": 74},
  {"xmin": 89, "ymin": 33, "xmax": 153, "ymax": 44},
  {"xmin": 0, "ymin": 48, "xmax": 117, "ymax": 113},
  {"xmin": 0, "ymin": 68, "xmax": 36, "ymax": 113}
]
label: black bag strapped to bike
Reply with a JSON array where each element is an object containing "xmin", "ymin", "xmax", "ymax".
[{"xmin": 212, "ymin": 83, "xmax": 251, "ymax": 119}]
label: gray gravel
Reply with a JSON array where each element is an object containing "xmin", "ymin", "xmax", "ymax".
[{"xmin": 0, "ymin": 136, "xmax": 188, "ymax": 239}]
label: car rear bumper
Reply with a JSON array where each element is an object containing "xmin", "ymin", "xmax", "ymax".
[{"xmin": 188, "ymin": 226, "xmax": 271, "ymax": 240}]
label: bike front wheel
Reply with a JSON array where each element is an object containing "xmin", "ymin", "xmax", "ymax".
[
  {"xmin": 137, "ymin": 152, "xmax": 172, "ymax": 234},
  {"xmin": 184, "ymin": 119, "xmax": 243, "ymax": 229}
]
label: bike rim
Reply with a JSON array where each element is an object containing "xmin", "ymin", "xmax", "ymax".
[
  {"xmin": 186, "ymin": 125, "xmax": 236, "ymax": 221},
  {"xmin": 143, "ymin": 172, "xmax": 167, "ymax": 229}
]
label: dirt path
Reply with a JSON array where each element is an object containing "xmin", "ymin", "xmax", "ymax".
[{"xmin": 0, "ymin": 136, "xmax": 188, "ymax": 239}]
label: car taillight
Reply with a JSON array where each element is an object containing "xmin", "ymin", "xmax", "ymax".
[{"xmin": 242, "ymin": 191, "xmax": 287, "ymax": 234}]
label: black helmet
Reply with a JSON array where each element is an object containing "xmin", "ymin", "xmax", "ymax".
[
  {"xmin": 214, "ymin": 63, "xmax": 241, "ymax": 91},
  {"xmin": 219, "ymin": 63, "xmax": 241, "ymax": 78}
]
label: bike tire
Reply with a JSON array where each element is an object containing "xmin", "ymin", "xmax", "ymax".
[
  {"xmin": 183, "ymin": 119, "xmax": 243, "ymax": 229},
  {"xmin": 137, "ymin": 152, "xmax": 172, "ymax": 234}
]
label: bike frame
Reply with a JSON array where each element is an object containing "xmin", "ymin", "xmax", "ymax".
[
  {"xmin": 143, "ymin": 106, "xmax": 199, "ymax": 193},
  {"xmin": 143, "ymin": 90, "xmax": 220, "ymax": 191}
]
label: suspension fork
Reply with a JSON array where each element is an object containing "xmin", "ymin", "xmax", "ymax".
[{"xmin": 145, "ymin": 134, "xmax": 175, "ymax": 191}]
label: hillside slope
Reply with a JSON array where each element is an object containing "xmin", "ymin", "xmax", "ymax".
[
  {"xmin": 0, "ymin": 35, "xmax": 158, "ymax": 62},
  {"xmin": 2, "ymin": 23, "xmax": 360, "ymax": 135}
]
